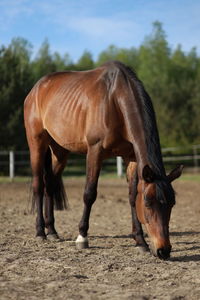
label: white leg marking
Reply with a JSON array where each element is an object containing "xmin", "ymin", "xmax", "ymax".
[
  {"xmin": 75, "ymin": 234, "xmax": 88, "ymax": 243},
  {"xmin": 75, "ymin": 235, "xmax": 89, "ymax": 249}
]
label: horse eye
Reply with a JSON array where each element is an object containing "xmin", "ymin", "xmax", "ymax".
[{"xmin": 160, "ymin": 199, "xmax": 166, "ymax": 205}]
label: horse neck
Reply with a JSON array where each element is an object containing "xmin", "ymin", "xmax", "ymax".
[
  {"xmin": 133, "ymin": 133, "xmax": 165, "ymax": 180},
  {"xmin": 118, "ymin": 78, "xmax": 165, "ymax": 179},
  {"xmin": 103, "ymin": 61, "xmax": 165, "ymax": 178},
  {"xmin": 133, "ymin": 104, "xmax": 165, "ymax": 179}
]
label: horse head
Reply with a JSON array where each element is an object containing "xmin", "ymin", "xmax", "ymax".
[{"xmin": 135, "ymin": 165, "xmax": 183, "ymax": 259}]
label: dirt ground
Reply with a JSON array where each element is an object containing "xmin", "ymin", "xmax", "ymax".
[{"xmin": 0, "ymin": 177, "xmax": 200, "ymax": 300}]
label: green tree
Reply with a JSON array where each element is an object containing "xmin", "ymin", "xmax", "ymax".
[
  {"xmin": 52, "ymin": 52, "xmax": 73, "ymax": 71},
  {"xmin": 97, "ymin": 45, "xmax": 121, "ymax": 65},
  {"xmin": 32, "ymin": 39, "xmax": 57, "ymax": 81},
  {"xmin": 76, "ymin": 50, "xmax": 94, "ymax": 70},
  {"xmin": 97, "ymin": 45, "xmax": 139, "ymax": 72},
  {"xmin": 168, "ymin": 46, "xmax": 200, "ymax": 144},
  {"xmin": 138, "ymin": 21, "xmax": 172, "ymax": 146},
  {"xmin": 0, "ymin": 38, "xmax": 33, "ymax": 150}
]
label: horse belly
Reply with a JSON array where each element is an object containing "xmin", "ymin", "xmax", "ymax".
[{"xmin": 44, "ymin": 116, "xmax": 88, "ymax": 153}]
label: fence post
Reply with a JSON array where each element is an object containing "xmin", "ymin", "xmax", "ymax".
[
  {"xmin": 117, "ymin": 156, "xmax": 123, "ymax": 177},
  {"xmin": 9, "ymin": 150, "xmax": 15, "ymax": 180}
]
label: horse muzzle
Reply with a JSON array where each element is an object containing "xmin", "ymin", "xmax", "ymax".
[{"xmin": 156, "ymin": 245, "xmax": 172, "ymax": 260}]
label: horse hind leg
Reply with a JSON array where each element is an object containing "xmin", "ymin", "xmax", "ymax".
[
  {"xmin": 43, "ymin": 147, "xmax": 58, "ymax": 239},
  {"xmin": 44, "ymin": 143, "xmax": 68, "ymax": 239},
  {"xmin": 29, "ymin": 140, "xmax": 49, "ymax": 239}
]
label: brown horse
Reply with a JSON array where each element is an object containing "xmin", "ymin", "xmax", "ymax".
[{"xmin": 24, "ymin": 61, "xmax": 183, "ymax": 260}]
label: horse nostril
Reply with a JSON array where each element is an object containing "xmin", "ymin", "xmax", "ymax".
[{"xmin": 157, "ymin": 247, "xmax": 171, "ymax": 260}]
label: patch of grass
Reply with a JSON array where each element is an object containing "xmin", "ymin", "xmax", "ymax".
[
  {"xmin": 179, "ymin": 174, "xmax": 200, "ymax": 181},
  {"xmin": 0, "ymin": 176, "xmax": 32, "ymax": 183}
]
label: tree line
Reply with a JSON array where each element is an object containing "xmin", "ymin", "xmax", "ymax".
[{"xmin": 0, "ymin": 22, "xmax": 199, "ymax": 150}]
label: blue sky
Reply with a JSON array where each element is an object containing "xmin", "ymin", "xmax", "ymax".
[{"xmin": 0, "ymin": 0, "xmax": 199, "ymax": 62}]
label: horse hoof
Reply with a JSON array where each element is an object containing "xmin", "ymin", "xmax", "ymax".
[
  {"xmin": 76, "ymin": 241, "xmax": 89, "ymax": 250},
  {"xmin": 47, "ymin": 233, "xmax": 60, "ymax": 240},
  {"xmin": 75, "ymin": 235, "xmax": 89, "ymax": 249},
  {"xmin": 135, "ymin": 245, "xmax": 149, "ymax": 253},
  {"xmin": 36, "ymin": 235, "xmax": 46, "ymax": 241}
]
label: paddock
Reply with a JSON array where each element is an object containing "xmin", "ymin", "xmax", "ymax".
[{"xmin": 0, "ymin": 177, "xmax": 200, "ymax": 299}]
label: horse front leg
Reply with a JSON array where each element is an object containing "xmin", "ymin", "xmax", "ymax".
[
  {"xmin": 125, "ymin": 161, "xmax": 149, "ymax": 252},
  {"xmin": 76, "ymin": 145, "xmax": 102, "ymax": 249},
  {"xmin": 130, "ymin": 207, "xmax": 149, "ymax": 252}
]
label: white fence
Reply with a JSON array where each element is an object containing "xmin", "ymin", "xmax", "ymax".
[
  {"xmin": 161, "ymin": 144, "xmax": 200, "ymax": 172},
  {"xmin": 0, "ymin": 145, "xmax": 200, "ymax": 179}
]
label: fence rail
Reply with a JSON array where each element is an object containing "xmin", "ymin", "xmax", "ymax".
[{"xmin": 0, "ymin": 144, "xmax": 200, "ymax": 179}]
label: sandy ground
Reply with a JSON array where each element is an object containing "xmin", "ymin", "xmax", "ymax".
[{"xmin": 0, "ymin": 177, "xmax": 200, "ymax": 300}]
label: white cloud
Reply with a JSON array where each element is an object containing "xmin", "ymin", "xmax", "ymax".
[
  {"xmin": 0, "ymin": 0, "xmax": 33, "ymax": 30},
  {"xmin": 67, "ymin": 17, "xmax": 140, "ymax": 42},
  {"xmin": 21, "ymin": 1, "xmax": 142, "ymax": 45}
]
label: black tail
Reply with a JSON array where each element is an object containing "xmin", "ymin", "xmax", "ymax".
[
  {"xmin": 44, "ymin": 147, "xmax": 68, "ymax": 210},
  {"xmin": 53, "ymin": 174, "xmax": 68, "ymax": 210}
]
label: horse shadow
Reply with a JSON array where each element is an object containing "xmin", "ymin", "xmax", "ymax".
[
  {"xmin": 170, "ymin": 254, "xmax": 200, "ymax": 262},
  {"xmin": 171, "ymin": 231, "xmax": 200, "ymax": 237},
  {"xmin": 90, "ymin": 231, "xmax": 200, "ymax": 262},
  {"xmin": 169, "ymin": 230, "xmax": 200, "ymax": 262}
]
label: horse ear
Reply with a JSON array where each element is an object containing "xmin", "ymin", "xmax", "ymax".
[
  {"xmin": 142, "ymin": 165, "xmax": 155, "ymax": 183},
  {"xmin": 167, "ymin": 165, "xmax": 184, "ymax": 182}
]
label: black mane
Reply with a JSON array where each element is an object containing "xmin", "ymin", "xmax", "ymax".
[
  {"xmin": 103, "ymin": 61, "xmax": 175, "ymax": 203},
  {"xmin": 105, "ymin": 61, "xmax": 165, "ymax": 177}
]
